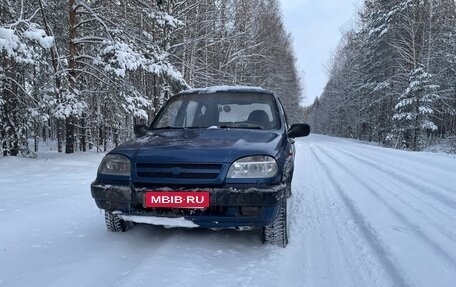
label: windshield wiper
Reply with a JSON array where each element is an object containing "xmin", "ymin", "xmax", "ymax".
[
  {"xmin": 152, "ymin": 125, "xmax": 265, "ymax": 130},
  {"xmin": 150, "ymin": 126, "xmax": 184, "ymax": 130},
  {"xmin": 219, "ymin": 123, "xmax": 264, "ymax": 130}
]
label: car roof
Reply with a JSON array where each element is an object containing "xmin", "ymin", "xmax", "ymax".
[{"xmin": 177, "ymin": 86, "xmax": 275, "ymax": 96}]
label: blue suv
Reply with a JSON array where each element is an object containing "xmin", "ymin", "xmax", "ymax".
[{"xmin": 91, "ymin": 86, "xmax": 310, "ymax": 247}]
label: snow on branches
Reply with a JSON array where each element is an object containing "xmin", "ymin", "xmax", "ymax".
[
  {"xmin": 392, "ymin": 67, "xmax": 439, "ymax": 149},
  {"xmin": 0, "ymin": 25, "xmax": 53, "ymax": 64},
  {"xmin": 96, "ymin": 40, "xmax": 186, "ymax": 88}
]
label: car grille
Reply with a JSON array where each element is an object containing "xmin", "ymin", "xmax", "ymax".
[{"xmin": 136, "ymin": 163, "xmax": 222, "ymax": 180}]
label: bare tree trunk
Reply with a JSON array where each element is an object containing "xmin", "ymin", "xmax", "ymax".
[
  {"xmin": 80, "ymin": 117, "xmax": 87, "ymax": 152},
  {"xmin": 57, "ymin": 119, "xmax": 64, "ymax": 152},
  {"xmin": 34, "ymin": 123, "xmax": 39, "ymax": 152},
  {"xmin": 65, "ymin": 116, "xmax": 75, "ymax": 154},
  {"xmin": 66, "ymin": 0, "xmax": 77, "ymax": 154}
]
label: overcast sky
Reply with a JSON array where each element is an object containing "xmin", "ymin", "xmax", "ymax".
[{"xmin": 280, "ymin": 0, "xmax": 362, "ymax": 106}]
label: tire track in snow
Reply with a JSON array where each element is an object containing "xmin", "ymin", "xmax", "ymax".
[
  {"xmin": 320, "ymin": 144, "xmax": 456, "ymax": 243},
  {"xmin": 332, "ymin": 140, "xmax": 456, "ymax": 179},
  {"xmin": 294, "ymin": 157, "xmax": 353, "ymax": 287},
  {"xmin": 300, "ymin": 147, "xmax": 385, "ymax": 287},
  {"xmin": 313, "ymin": 145, "xmax": 456, "ymax": 271},
  {"xmin": 324, "ymin": 143, "xmax": 456, "ymax": 212},
  {"xmin": 310, "ymin": 147, "xmax": 413, "ymax": 287}
]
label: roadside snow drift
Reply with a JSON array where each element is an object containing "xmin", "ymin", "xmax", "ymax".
[{"xmin": 1, "ymin": 134, "xmax": 455, "ymax": 287}]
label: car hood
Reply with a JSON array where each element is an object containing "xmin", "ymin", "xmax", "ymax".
[{"xmin": 111, "ymin": 128, "xmax": 284, "ymax": 164}]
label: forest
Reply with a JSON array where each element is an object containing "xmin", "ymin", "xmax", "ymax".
[
  {"xmin": 0, "ymin": 0, "xmax": 303, "ymax": 156},
  {"xmin": 4, "ymin": 0, "xmax": 454, "ymax": 156},
  {"xmin": 306, "ymin": 0, "xmax": 456, "ymax": 151}
]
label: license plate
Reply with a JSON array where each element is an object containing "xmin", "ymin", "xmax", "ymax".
[{"xmin": 144, "ymin": 191, "xmax": 210, "ymax": 209}]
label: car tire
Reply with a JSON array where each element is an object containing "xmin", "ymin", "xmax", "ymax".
[
  {"xmin": 262, "ymin": 198, "xmax": 289, "ymax": 247},
  {"xmin": 104, "ymin": 211, "xmax": 133, "ymax": 232}
]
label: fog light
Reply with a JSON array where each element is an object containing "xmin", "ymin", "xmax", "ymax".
[{"xmin": 240, "ymin": 207, "xmax": 260, "ymax": 216}]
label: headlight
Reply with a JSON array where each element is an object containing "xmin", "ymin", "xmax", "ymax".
[
  {"xmin": 227, "ymin": 156, "xmax": 278, "ymax": 178},
  {"xmin": 98, "ymin": 154, "xmax": 131, "ymax": 176}
]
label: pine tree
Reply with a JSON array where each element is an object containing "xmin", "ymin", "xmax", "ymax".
[{"xmin": 393, "ymin": 67, "xmax": 439, "ymax": 150}]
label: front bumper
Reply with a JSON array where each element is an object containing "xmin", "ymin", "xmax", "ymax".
[{"xmin": 91, "ymin": 180, "xmax": 287, "ymax": 228}]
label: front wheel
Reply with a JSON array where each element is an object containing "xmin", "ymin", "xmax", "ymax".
[
  {"xmin": 104, "ymin": 211, "xmax": 134, "ymax": 232},
  {"xmin": 262, "ymin": 198, "xmax": 289, "ymax": 247}
]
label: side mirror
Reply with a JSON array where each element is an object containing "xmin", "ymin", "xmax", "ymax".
[
  {"xmin": 134, "ymin": 124, "xmax": 148, "ymax": 138},
  {"xmin": 288, "ymin": 124, "xmax": 310, "ymax": 138}
]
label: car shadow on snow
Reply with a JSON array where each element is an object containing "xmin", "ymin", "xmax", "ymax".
[{"xmin": 117, "ymin": 223, "xmax": 265, "ymax": 249}]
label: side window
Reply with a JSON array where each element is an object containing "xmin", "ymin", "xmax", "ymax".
[{"xmin": 277, "ymin": 97, "xmax": 289, "ymax": 129}]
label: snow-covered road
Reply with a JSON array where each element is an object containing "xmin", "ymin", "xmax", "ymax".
[{"xmin": 1, "ymin": 135, "xmax": 456, "ymax": 287}]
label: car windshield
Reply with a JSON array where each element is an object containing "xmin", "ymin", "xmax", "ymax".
[{"xmin": 152, "ymin": 92, "xmax": 281, "ymax": 130}]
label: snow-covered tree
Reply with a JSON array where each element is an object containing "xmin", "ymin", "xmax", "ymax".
[
  {"xmin": 307, "ymin": 0, "xmax": 456, "ymax": 151},
  {"xmin": 0, "ymin": 0, "xmax": 54, "ymax": 156},
  {"xmin": 41, "ymin": 0, "xmax": 189, "ymax": 153},
  {"xmin": 393, "ymin": 67, "xmax": 439, "ymax": 150},
  {"xmin": 1, "ymin": 0, "xmax": 305, "ymax": 156}
]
